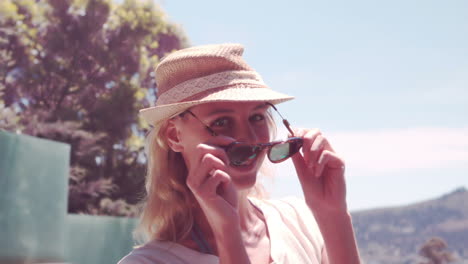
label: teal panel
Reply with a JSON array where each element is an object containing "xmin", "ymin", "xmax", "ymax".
[
  {"xmin": 65, "ymin": 214, "xmax": 138, "ymax": 264},
  {"xmin": 0, "ymin": 131, "xmax": 70, "ymax": 262}
]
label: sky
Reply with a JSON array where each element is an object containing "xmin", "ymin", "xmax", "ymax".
[{"xmin": 157, "ymin": 0, "xmax": 468, "ymax": 211}]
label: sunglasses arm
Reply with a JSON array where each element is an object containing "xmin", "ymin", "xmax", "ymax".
[
  {"xmin": 283, "ymin": 119, "xmax": 295, "ymax": 137},
  {"xmin": 266, "ymin": 102, "xmax": 296, "ymax": 137}
]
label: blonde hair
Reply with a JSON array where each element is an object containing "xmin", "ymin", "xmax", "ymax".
[{"xmin": 135, "ymin": 109, "xmax": 276, "ymax": 243}]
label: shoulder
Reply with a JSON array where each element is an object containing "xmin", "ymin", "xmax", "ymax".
[
  {"xmin": 251, "ymin": 196, "xmax": 324, "ymax": 243},
  {"xmin": 251, "ymin": 197, "xmax": 325, "ymax": 263},
  {"xmin": 261, "ymin": 196, "xmax": 310, "ymax": 213},
  {"xmin": 254, "ymin": 196, "xmax": 316, "ymax": 222},
  {"xmin": 117, "ymin": 241, "xmax": 185, "ymax": 264},
  {"xmin": 117, "ymin": 240, "xmax": 218, "ymax": 264}
]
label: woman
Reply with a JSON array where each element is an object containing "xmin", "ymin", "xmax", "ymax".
[{"xmin": 118, "ymin": 43, "xmax": 361, "ymax": 264}]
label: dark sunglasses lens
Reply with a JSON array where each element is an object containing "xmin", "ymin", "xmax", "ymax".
[
  {"xmin": 289, "ymin": 140, "xmax": 302, "ymax": 155},
  {"xmin": 269, "ymin": 142, "xmax": 292, "ymax": 162},
  {"xmin": 269, "ymin": 138, "xmax": 303, "ymax": 162},
  {"xmin": 227, "ymin": 144, "xmax": 259, "ymax": 166}
]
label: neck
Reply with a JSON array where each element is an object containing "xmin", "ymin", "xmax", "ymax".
[
  {"xmin": 191, "ymin": 189, "xmax": 266, "ymax": 250},
  {"xmin": 237, "ymin": 190, "xmax": 264, "ymax": 230}
]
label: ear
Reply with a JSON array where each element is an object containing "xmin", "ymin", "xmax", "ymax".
[{"xmin": 165, "ymin": 120, "xmax": 184, "ymax": 152}]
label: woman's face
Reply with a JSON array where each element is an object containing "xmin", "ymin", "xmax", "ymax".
[{"xmin": 172, "ymin": 101, "xmax": 272, "ymax": 189}]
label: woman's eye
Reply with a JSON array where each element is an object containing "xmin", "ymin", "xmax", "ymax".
[
  {"xmin": 250, "ymin": 114, "xmax": 265, "ymax": 122},
  {"xmin": 211, "ymin": 117, "xmax": 230, "ymax": 127}
]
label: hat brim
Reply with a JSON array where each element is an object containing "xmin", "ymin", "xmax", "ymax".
[{"xmin": 139, "ymin": 87, "xmax": 294, "ymax": 126}]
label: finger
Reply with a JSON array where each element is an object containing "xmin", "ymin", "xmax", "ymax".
[
  {"xmin": 302, "ymin": 129, "xmax": 322, "ymax": 167},
  {"xmin": 315, "ymin": 150, "xmax": 345, "ymax": 178},
  {"xmin": 290, "ymin": 128, "xmax": 320, "ymax": 180},
  {"xmin": 291, "ymin": 127, "xmax": 307, "ymax": 138},
  {"xmin": 291, "ymin": 148, "xmax": 308, "ymax": 183},
  {"xmin": 292, "ymin": 127, "xmax": 316, "ymax": 138},
  {"xmin": 195, "ymin": 143, "xmax": 230, "ymax": 165},
  {"xmin": 309, "ymin": 135, "xmax": 328, "ymax": 169},
  {"xmin": 187, "ymin": 151, "xmax": 226, "ymax": 190},
  {"xmin": 202, "ymin": 169, "xmax": 231, "ymax": 195}
]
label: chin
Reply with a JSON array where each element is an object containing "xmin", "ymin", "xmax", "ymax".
[
  {"xmin": 228, "ymin": 162, "xmax": 262, "ymax": 190},
  {"xmin": 231, "ymin": 172, "xmax": 258, "ymax": 190}
]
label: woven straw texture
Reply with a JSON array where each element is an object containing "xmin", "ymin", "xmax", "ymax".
[{"xmin": 139, "ymin": 43, "xmax": 294, "ymax": 125}]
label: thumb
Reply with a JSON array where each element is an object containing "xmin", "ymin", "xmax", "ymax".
[
  {"xmin": 291, "ymin": 151, "xmax": 308, "ymax": 182},
  {"xmin": 291, "ymin": 150, "xmax": 323, "ymax": 198}
]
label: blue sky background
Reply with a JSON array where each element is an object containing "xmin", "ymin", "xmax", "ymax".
[{"xmin": 157, "ymin": 0, "xmax": 468, "ymax": 211}]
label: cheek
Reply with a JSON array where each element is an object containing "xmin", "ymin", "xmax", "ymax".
[
  {"xmin": 177, "ymin": 123, "xmax": 210, "ymax": 152},
  {"xmin": 180, "ymin": 132, "xmax": 207, "ymax": 151},
  {"xmin": 177, "ymin": 130, "xmax": 209, "ymax": 168},
  {"xmin": 257, "ymin": 124, "xmax": 271, "ymax": 142}
]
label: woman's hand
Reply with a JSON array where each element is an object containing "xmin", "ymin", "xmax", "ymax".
[
  {"xmin": 185, "ymin": 137, "xmax": 251, "ymax": 264},
  {"xmin": 291, "ymin": 128, "xmax": 361, "ymax": 264},
  {"xmin": 185, "ymin": 137, "xmax": 239, "ymax": 232},
  {"xmin": 290, "ymin": 128, "xmax": 348, "ymax": 214}
]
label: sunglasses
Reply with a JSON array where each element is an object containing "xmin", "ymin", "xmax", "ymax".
[{"xmin": 183, "ymin": 103, "xmax": 303, "ymax": 166}]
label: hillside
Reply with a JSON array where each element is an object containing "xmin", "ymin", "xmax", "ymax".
[{"xmin": 352, "ymin": 187, "xmax": 468, "ymax": 264}]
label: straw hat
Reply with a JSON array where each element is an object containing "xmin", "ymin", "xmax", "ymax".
[{"xmin": 139, "ymin": 43, "xmax": 294, "ymax": 125}]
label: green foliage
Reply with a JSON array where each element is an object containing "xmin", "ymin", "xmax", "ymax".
[{"xmin": 0, "ymin": 0, "xmax": 188, "ymax": 215}]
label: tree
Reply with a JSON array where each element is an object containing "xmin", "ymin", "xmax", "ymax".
[
  {"xmin": 0, "ymin": 0, "xmax": 188, "ymax": 216},
  {"xmin": 419, "ymin": 237, "xmax": 456, "ymax": 264}
]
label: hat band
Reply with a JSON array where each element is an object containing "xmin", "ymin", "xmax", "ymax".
[{"xmin": 156, "ymin": 70, "xmax": 267, "ymax": 105}]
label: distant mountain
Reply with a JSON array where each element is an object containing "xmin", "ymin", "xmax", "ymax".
[{"xmin": 351, "ymin": 187, "xmax": 468, "ymax": 264}]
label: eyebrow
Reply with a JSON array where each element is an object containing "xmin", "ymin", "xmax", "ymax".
[
  {"xmin": 205, "ymin": 103, "xmax": 269, "ymax": 116},
  {"xmin": 254, "ymin": 103, "xmax": 270, "ymax": 110}
]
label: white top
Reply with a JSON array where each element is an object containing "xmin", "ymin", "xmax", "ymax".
[{"xmin": 118, "ymin": 197, "xmax": 325, "ymax": 264}]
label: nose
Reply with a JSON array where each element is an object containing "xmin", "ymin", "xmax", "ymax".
[{"xmin": 235, "ymin": 122, "xmax": 258, "ymax": 143}]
